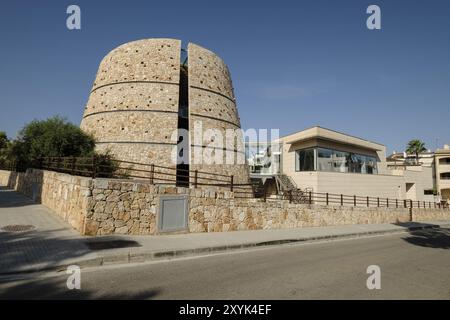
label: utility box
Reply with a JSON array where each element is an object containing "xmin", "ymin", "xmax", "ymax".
[{"xmin": 158, "ymin": 195, "xmax": 188, "ymax": 233}]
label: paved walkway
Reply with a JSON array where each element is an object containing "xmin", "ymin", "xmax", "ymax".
[
  {"xmin": 1, "ymin": 187, "xmax": 449, "ymax": 274},
  {"xmin": 0, "ymin": 187, "xmax": 97, "ymax": 274}
]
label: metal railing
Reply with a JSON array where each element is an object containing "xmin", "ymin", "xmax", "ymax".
[
  {"xmin": 39, "ymin": 156, "xmax": 244, "ymax": 189},
  {"xmin": 5, "ymin": 156, "xmax": 447, "ymax": 210},
  {"xmin": 37, "ymin": 156, "xmax": 261, "ymax": 199},
  {"xmin": 0, "ymin": 160, "xmax": 17, "ymax": 172},
  {"xmin": 282, "ymin": 189, "xmax": 448, "ymax": 210}
]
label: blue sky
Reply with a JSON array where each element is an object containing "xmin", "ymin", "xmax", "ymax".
[{"xmin": 0, "ymin": 0, "xmax": 449, "ymax": 153}]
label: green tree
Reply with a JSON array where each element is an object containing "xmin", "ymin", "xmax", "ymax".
[
  {"xmin": 11, "ymin": 116, "xmax": 96, "ymax": 170},
  {"xmin": 0, "ymin": 131, "xmax": 8, "ymax": 150},
  {"xmin": 406, "ymin": 139, "xmax": 427, "ymax": 164},
  {"xmin": 3, "ymin": 117, "xmax": 124, "ymax": 176},
  {"xmin": 0, "ymin": 131, "xmax": 11, "ymax": 168}
]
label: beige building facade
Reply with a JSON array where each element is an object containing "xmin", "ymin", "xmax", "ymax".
[
  {"xmin": 248, "ymin": 126, "xmax": 436, "ymax": 202},
  {"xmin": 435, "ymin": 145, "xmax": 450, "ymax": 201}
]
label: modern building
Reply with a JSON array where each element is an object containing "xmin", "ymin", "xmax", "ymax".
[
  {"xmin": 386, "ymin": 151, "xmax": 436, "ymax": 201},
  {"xmin": 80, "ymin": 38, "xmax": 249, "ymax": 186},
  {"xmin": 247, "ymin": 126, "xmax": 436, "ymax": 202},
  {"xmin": 435, "ymin": 145, "xmax": 450, "ymax": 202},
  {"xmin": 387, "ymin": 151, "xmax": 435, "ymax": 167},
  {"xmin": 387, "ymin": 145, "xmax": 450, "ymax": 203}
]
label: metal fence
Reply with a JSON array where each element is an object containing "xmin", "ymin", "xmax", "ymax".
[
  {"xmin": 0, "ymin": 160, "xmax": 19, "ymax": 172},
  {"xmin": 38, "ymin": 156, "xmax": 254, "ymax": 192},
  {"xmin": 282, "ymin": 189, "xmax": 448, "ymax": 209},
  {"xmin": 2, "ymin": 156, "xmax": 447, "ymax": 210}
]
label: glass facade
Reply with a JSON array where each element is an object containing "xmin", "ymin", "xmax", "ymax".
[
  {"xmin": 296, "ymin": 147, "xmax": 378, "ymax": 174},
  {"xmin": 295, "ymin": 148, "xmax": 315, "ymax": 171}
]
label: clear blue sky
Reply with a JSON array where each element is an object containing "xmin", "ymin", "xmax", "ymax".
[{"xmin": 0, "ymin": 0, "xmax": 449, "ymax": 153}]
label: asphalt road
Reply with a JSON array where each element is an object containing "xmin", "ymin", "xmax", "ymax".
[{"xmin": 1, "ymin": 227, "xmax": 449, "ymax": 299}]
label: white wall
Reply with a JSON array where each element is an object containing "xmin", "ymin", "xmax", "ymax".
[{"xmin": 315, "ymin": 172, "xmax": 405, "ymax": 199}]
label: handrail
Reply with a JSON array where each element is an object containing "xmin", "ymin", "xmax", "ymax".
[
  {"xmin": 279, "ymin": 189, "xmax": 447, "ymax": 210},
  {"xmin": 37, "ymin": 156, "xmax": 243, "ymax": 191}
]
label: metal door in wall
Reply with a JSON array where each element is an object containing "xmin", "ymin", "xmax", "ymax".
[{"xmin": 158, "ymin": 195, "xmax": 188, "ymax": 232}]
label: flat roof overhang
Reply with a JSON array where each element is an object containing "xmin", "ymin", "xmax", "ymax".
[
  {"xmin": 280, "ymin": 126, "xmax": 385, "ymax": 151},
  {"xmin": 435, "ymin": 149, "xmax": 450, "ymax": 156}
]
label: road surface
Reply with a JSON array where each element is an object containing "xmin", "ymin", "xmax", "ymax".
[{"xmin": 1, "ymin": 227, "xmax": 449, "ymax": 299}]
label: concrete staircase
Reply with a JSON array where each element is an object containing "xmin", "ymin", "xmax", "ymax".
[{"xmin": 275, "ymin": 174, "xmax": 309, "ymax": 204}]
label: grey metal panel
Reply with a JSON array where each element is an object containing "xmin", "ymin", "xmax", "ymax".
[{"xmin": 158, "ymin": 195, "xmax": 188, "ymax": 232}]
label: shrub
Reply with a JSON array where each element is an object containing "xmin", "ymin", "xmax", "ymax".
[{"xmin": 9, "ymin": 116, "xmax": 95, "ymax": 171}]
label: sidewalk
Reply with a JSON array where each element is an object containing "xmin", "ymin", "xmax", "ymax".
[
  {"xmin": 0, "ymin": 187, "xmax": 97, "ymax": 274},
  {"xmin": 1, "ymin": 187, "xmax": 449, "ymax": 275}
]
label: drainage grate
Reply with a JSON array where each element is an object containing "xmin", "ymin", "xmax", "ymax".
[
  {"xmin": 84, "ymin": 240, "xmax": 141, "ymax": 251},
  {"xmin": 1, "ymin": 224, "xmax": 36, "ymax": 232}
]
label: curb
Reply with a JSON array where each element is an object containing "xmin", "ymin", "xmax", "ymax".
[{"xmin": 0, "ymin": 223, "xmax": 445, "ymax": 277}]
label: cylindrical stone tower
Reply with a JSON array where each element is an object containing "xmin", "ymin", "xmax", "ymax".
[
  {"xmin": 80, "ymin": 38, "xmax": 249, "ymax": 185},
  {"xmin": 187, "ymin": 43, "xmax": 249, "ymax": 185},
  {"xmin": 80, "ymin": 38, "xmax": 181, "ymax": 166}
]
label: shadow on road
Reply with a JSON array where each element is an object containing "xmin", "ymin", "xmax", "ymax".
[
  {"xmin": 402, "ymin": 228, "xmax": 450, "ymax": 249},
  {"xmin": 0, "ymin": 228, "xmax": 145, "ymax": 275},
  {"xmin": 394, "ymin": 222, "xmax": 450, "ymax": 249},
  {"xmin": 0, "ymin": 228, "xmax": 92, "ymax": 274},
  {"xmin": 0, "ymin": 277, "xmax": 162, "ymax": 299}
]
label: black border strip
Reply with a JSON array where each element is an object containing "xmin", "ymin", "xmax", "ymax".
[
  {"xmin": 190, "ymin": 144, "xmax": 246, "ymax": 154},
  {"xmin": 95, "ymin": 142, "xmax": 245, "ymax": 153},
  {"xmin": 91, "ymin": 80, "xmax": 179, "ymax": 93},
  {"xmin": 96, "ymin": 141, "xmax": 177, "ymax": 146},
  {"xmin": 83, "ymin": 109, "xmax": 178, "ymax": 119},
  {"xmin": 190, "ymin": 85, "xmax": 236, "ymax": 104},
  {"xmin": 189, "ymin": 113, "xmax": 240, "ymax": 128},
  {"xmin": 83, "ymin": 110, "xmax": 240, "ymax": 129}
]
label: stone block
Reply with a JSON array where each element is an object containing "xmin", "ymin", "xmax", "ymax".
[
  {"xmin": 108, "ymin": 181, "xmax": 122, "ymax": 190},
  {"xmin": 114, "ymin": 226, "xmax": 129, "ymax": 234},
  {"xmin": 94, "ymin": 193, "xmax": 106, "ymax": 201},
  {"xmin": 93, "ymin": 201, "xmax": 106, "ymax": 213},
  {"xmin": 94, "ymin": 179, "xmax": 109, "ymax": 189},
  {"xmin": 84, "ymin": 220, "xmax": 99, "ymax": 235},
  {"xmin": 114, "ymin": 220, "xmax": 126, "ymax": 228}
]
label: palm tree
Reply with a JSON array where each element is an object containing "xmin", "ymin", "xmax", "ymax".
[{"xmin": 406, "ymin": 139, "xmax": 427, "ymax": 164}]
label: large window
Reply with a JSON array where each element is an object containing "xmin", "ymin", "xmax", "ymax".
[
  {"xmin": 295, "ymin": 148, "xmax": 315, "ymax": 171},
  {"xmin": 317, "ymin": 148, "xmax": 347, "ymax": 172},
  {"xmin": 296, "ymin": 147, "xmax": 378, "ymax": 174}
]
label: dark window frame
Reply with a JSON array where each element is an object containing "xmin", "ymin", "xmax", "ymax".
[
  {"xmin": 295, "ymin": 146, "xmax": 379, "ymax": 174},
  {"xmin": 295, "ymin": 148, "xmax": 316, "ymax": 172}
]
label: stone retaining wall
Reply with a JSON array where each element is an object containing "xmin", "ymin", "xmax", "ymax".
[
  {"xmin": 0, "ymin": 169, "xmax": 91, "ymax": 233},
  {"xmin": 1, "ymin": 169, "xmax": 449, "ymax": 236}
]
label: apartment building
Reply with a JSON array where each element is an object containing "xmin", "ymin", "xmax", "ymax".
[{"xmin": 435, "ymin": 145, "xmax": 450, "ymax": 201}]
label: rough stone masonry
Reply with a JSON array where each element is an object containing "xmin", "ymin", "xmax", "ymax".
[
  {"xmin": 2, "ymin": 169, "xmax": 449, "ymax": 236},
  {"xmin": 79, "ymin": 38, "xmax": 250, "ymax": 186}
]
